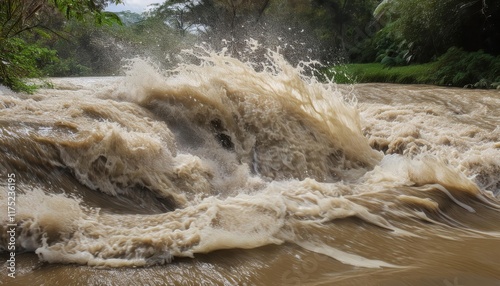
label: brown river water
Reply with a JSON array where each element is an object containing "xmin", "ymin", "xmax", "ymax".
[{"xmin": 1, "ymin": 51, "xmax": 499, "ymax": 285}]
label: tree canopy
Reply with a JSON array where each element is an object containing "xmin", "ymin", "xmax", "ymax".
[
  {"xmin": 373, "ymin": 0, "xmax": 500, "ymax": 62},
  {"xmin": 0, "ymin": 0, "xmax": 122, "ymax": 91},
  {"xmin": 1, "ymin": 0, "xmax": 498, "ymax": 91}
]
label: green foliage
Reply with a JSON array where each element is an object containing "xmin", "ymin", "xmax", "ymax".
[
  {"xmin": 42, "ymin": 57, "xmax": 92, "ymax": 77},
  {"xmin": 325, "ymin": 62, "xmax": 436, "ymax": 84},
  {"xmin": 370, "ymin": 24, "xmax": 412, "ymax": 66},
  {"xmin": 44, "ymin": 16, "xmax": 125, "ymax": 76},
  {"xmin": 373, "ymin": 0, "xmax": 500, "ymax": 63},
  {"xmin": 0, "ymin": 37, "xmax": 57, "ymax": 92},
  {"xmin": 146, "ymin": 0, "xmax": 379, "ymax": 63},
  {"xmin": 326, "ymin": 48, "xmax": 500, "ymax": 89},
  {"xmin": 41, "ymin": 10, "xmax": 194, "ymax": 77},
  {"xmin": 0, "ymin": 0, "xmax": 123, "ymax": 92},
  {"xmin": 3, "ymin": 0, "xmax": 497, "ymax": 92},
  {"xmin": 52, "ymin": 0, "xmax": 123, "ymax": 24},
  {"xmin": 305, "ymin": 0, "xmax": 380, "ymax": 61},
  {"xmin": 322, "ymin": 64, "xmax": 355, "ymax": 84},
  {"xmin": 433, "ymin": 47, "xmax": 500, "ymax": 88}
]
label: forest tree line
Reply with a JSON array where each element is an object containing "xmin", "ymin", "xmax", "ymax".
[{"xmin": 1, "ymin": 0, "xmax": 499, "ymax": 91}]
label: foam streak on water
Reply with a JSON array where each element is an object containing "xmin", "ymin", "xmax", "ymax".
[{"xmin": 1, "ymin": 50, "xmax": 499, "ymax": 285}]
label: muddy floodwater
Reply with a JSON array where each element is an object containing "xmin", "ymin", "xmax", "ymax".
[{"xmin": 1, "ymin": 52, "xmax": 499, "ymax": 285}]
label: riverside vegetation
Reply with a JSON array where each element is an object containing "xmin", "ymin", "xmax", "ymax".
[
  {"xmin": 327, "ymin": 48, "xmax": 500, "ymax": 89},
  {"xmin": 1, "ymin": 0, "xmax": 499, "ymax": 92}
]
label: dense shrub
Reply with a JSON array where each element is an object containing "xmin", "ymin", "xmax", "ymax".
[
  {"xmin": 354, "ymin": 24, "xmax": 413, "ymax": 67},
  {"xmin": 325, "ymin": 62, "xmax": 436, "ymax": 84},
  {"xmin": 42, "ymin": 57, "xmax": 93, "ymax": 77},
  {"xmin": 326, "ymin": 48, "xmax": 499, "ymax": 88},
  {"xmin": 0, "ymin": 38, "xmax": 57, "ymax": 92},
  {"xmin": 433, "ymin": 47, "xmax": 500, "ymax": 88}
]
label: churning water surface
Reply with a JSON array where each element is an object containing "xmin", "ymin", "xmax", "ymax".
[{"xmin": 1, "ymin": 50, "xmax": 499, "ymax": 285}]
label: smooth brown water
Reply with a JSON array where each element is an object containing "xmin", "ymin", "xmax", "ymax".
[{"xmin": 1, "ymin": 51, "xmax": 499, "ymax": 285}]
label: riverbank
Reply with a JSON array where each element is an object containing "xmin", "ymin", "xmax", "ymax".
[
  {"xmin": 326, "ymin": 49, "xmax": 500, "ymax": 89},
  {"xmin": 327, "ymin": 62, "xmax": 500, "ymax": 89},
  {"xmin": 326, "ymin": 63, "xmax": 435, "ymax": 85}
]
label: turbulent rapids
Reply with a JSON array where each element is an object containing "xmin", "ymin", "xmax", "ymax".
[{"xmin": 1, "ymin": 50, "xmax": 500, "ymax": 285}]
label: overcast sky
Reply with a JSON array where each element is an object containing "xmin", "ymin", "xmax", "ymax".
[{"xmin": 106, "ymin": 0, "xmax": 163, "ymax": 13}]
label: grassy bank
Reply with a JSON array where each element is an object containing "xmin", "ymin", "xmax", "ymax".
[
  {"xmin": 325, "ymin": 62, "xmax": 437, "ymax": 85},
  {"xmin": 325, "ymin": 48, "xmax": 500, "ymax": 88}
]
